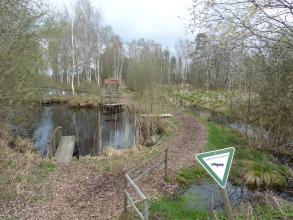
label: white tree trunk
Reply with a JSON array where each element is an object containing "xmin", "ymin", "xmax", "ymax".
[
  {"xmin": 71, "ymin": 16, "xmax": 75, "ymax": 95},
  {"xmin": 97, "ymin": 56, "xmax": 100, "ymax": 85}
]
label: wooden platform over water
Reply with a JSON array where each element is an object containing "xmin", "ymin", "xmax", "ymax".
[
  {"xmin": 100, "ymin": 102, "xmax": 126, "ymax": 114},
  {"xmin": 55, "ymin": 136, "xmax": 76, "ymax": 163},
  {"xmin": 140, "ymin": 113, "xmax": 174, "ymax": 118}
]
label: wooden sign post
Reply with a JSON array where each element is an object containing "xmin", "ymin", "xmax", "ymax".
[{"xmin": 196, "ymin": 147, "xmax": 235, "ymax": 220}]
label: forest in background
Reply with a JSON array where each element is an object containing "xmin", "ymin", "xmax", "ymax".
[{"xmin": 0, "ymin": 0, "xmax": 292, "ymax": 148}]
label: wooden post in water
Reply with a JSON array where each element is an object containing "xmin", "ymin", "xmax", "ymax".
[
  {"xmin": 164, "ymin": 148, "xmax": 168, "ymax": 181},
  {"xmin": 220, "ymin": 187, "xmax": 234, "ymax": 220},
  {"xmin": 133, "ymin": 112, "xmax": 136, "ymax": 147},
  {"xmin": 98, "ymin": 111, "xmax": 102, "ymax": 155}
]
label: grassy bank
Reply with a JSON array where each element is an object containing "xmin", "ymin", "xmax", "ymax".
[
  {"xmin": 174, "ymin": 118, "xmax": 290, "ymax": 190},
  {"xmin": 148, "ymin": 197, "xmax": 293, "ymax": 220},
  {"xmin": 176, "ymin": 89, "xmax": 233, "ymax": 115},
  {"xmin": 176, "ymin": 89, "xmax": 261, "ymax": 124},
  {"xmin": 41, "ymin": 80, "xmax": 102, "ymax": 94},
  {"xmin": 205, "ymin": 121, "xmax": 290, "ymax": 189},
  {"xmin": 148, "ymin": 117, "xmax": 292, "ymax": 219},
  {"xmin": 0, "ymin": 129, "xmax": 56, "ymax": 204},
  {"xmin": 41, "ymin": 95, "xmax": 101, "ymax": 108}
]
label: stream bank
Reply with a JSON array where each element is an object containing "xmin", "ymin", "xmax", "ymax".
[{"xmin": 147, "ymin": 104, "xmax": 293, "ymax": 219}]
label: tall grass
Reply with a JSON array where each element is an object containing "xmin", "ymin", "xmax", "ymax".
[{"xmin": 128, "ymin": 86, "xmax": 174, "ymax": 147}]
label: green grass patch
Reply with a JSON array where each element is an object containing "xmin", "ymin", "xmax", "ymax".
[
  {"xmin": 149, "ymin": 196, "xmax": 211, "ymax": 220},
  {"xmin": 176, "ymin": 166, "xmax": 211, "ymax": 187},
  {"xmin": 204, "ymin": 121, "xmax": 290, "ymax": 189},
  {"xmin": 245, "ymin": 162, "xmax": 289, "ymax": 190},
  {"xmin": 147, "ymin": 199, "xmax": 293, "ymax": 220},
  {"xmin": 28, "ymin": 160, "xmax": 56, "ymax": 184}
]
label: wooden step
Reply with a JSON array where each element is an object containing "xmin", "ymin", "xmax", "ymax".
[{"xmin": 55, "ymin": 136, "xmax": 75, "ymax": 163}]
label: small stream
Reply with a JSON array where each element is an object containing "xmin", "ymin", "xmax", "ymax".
[
  {"xmin": 183, "ymin": 182, "xmax": 253, "ymax": 210},
  {"xmin": 182, "ymin": 105, "xmax": 293, "ymax": 207},
  {"xmin": 12, "ymin": 104, "xmax": 134, "ymax": 156},
  {"xmin": 190, "ymin": 105, "xmax": 293, "ymax": 167},
  {"xmin": 191, "ymin": 106, "xmax": 267, "ymax": 140}
]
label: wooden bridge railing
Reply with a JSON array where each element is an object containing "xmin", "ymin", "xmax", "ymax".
[
  {"xmin": 123, "ymin": 148, "xmax": 169, "ymax": 220},
  {"xmin": 46, "ymin": 126, "xmax": 62, "ymax": 158}
]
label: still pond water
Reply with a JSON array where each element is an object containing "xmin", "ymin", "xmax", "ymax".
[{"xmin": 23, "ymin": 105, "xmax": 134, "ymax": 156}]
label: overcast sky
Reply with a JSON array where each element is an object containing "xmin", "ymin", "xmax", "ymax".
[{"xmin": 51, "ymin": 0, "xmax": 193, "ymax": 51}]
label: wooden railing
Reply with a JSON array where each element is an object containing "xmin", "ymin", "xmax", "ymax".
[
  {"xmin": 46, "ymin": 126, "xmax": 62, "ymax": 158},
  {"xmin": 124, "ymin": 174, "xmax": 148, "ymax": 220},
  {"xmin": 123, "ymin": 148, "xmax": 169, "ymax": 220},
  {"xmin": 133, "ymin": 147, "xmax": 169, "ymax": 182}
]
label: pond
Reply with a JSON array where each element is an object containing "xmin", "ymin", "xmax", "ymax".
[{"xmin": 13, "ymin": 104, "xmax": 135, "ymax": 156}]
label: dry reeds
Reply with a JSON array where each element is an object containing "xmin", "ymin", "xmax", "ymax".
[
  {"xmin": 0, "ymin": 127, "xmax": 56, "ymax": 200},
  {"xmin": 244, "ymin": 162, "xmax": 289, "ymax": 190}
]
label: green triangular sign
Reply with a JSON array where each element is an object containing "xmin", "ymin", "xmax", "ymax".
[{"xmin": 196, "ymin": 147, "xmax": 235, "ymax": 188}]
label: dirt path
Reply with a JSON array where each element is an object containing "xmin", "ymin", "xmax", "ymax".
[{"xmin": 19, "ymin": 113, "xmax": 206, "ymax": 219}]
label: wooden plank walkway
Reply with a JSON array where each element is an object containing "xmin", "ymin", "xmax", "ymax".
[
  {"xmin": 55, "ymin": 136, "xmax": 76, "ymax": 163},
  {"xmin": 102, "ymin": 103, "xmax": 126, "ymax": 107},
  {"xmin": 140, "ymin": 114, "xmax": 174, "ymax": 118}
]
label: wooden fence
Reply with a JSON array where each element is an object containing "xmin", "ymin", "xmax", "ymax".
[
  {"xmin": 123, "ymin": 148, "xmax": 169, "ymax": 220},
  {"xmin": 124, "ymin": 174, "xmax": 148, "ymax": 220},
  {"xmin": 46, "ymin": 126, "xmax": 62, "ymax": 158}
]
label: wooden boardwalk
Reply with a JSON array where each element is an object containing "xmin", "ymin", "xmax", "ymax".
[
  {"xmin": 140, "ymin": 113, "xmax": 174, "ymax": 118},
  {"xmin": 55, "ymin": 136, "xmax": 76, "ymax": 163}
]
